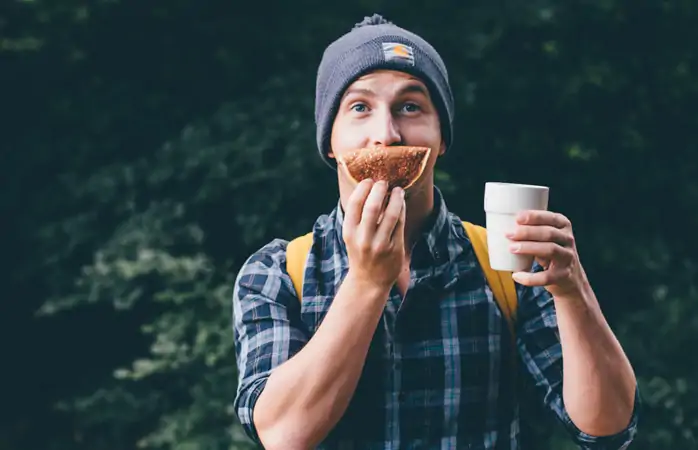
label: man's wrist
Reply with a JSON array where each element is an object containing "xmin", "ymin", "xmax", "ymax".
[
  {"xmin": 551, "ymin": 281, "xmax": 606, "ymax": 326},
  {"xmin": 342, "ymin": 270, "xmax": 392, "ymax": 302}
]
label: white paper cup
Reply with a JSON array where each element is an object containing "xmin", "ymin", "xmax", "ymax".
[{"xmin": 484, "ymin": 182, "xmax": 550, "ymax": 272}]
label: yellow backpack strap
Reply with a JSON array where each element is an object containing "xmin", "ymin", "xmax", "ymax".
[
  {"xmin": 285, "ymin": 232, "xmax": 313, "ymax": 300},
  {"xmin": 285, "ymin": 224, "xmax": 519, "ymax": 331},
  {"xmin": 462, "ymin": 221, "xmax": 518, "ymax": 337}
]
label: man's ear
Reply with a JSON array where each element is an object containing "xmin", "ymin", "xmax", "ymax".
[{"xmin": 438, "ymin": 140, "xmax": 446, "ymax": 156}]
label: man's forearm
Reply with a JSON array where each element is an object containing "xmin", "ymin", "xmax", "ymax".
[
  {"xmin": 253, "ymin": 271, "xmax": 389, "ymax": 450},
  {"xmin": 554, "ymin": 282, "xmax": 637, "ymax": 436}
]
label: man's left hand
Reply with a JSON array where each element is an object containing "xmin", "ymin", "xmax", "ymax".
[{"xmin": 506, "ymin": 210, "xmax": 589, "ymax": 299}]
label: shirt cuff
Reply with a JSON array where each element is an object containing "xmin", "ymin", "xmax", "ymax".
[
  {"xmin": 561, "ymin": 386, "xmax": 641, "ymax": 449},
  {"xmin": 236, "ymin": 377, "xmax": 269, "ymax": 445}
]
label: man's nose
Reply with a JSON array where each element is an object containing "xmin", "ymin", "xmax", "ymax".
[{"xmin": 369, "ymin": 110, "xmax": 402, "ymax": 147}]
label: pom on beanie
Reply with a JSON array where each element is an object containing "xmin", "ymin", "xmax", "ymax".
[{"xmin": 353, "ymin": 13, "xmax": 393, "ymax": 29}]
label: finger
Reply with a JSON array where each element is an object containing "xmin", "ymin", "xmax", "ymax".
[
  {"xmin": 360, "ymin": 180, "xmax": 389, "ymax": 226},
  {"xmin": 507, "ymin": 225, "xmax": 574, "ymax": 247},
  {"xmin": 516, "ymin": 210, "xmax": 570, "ymax": 229},
  {"xmin": 509, "ymin": 241, "xmax": 573, "ymax": 262},
  {"xmin": 391, "ymin": 194, "xmax": 406, "ymax": 248},
  {"xmin": 377, "ymin": 194, "xmax": 392, "ymax": 224},
  {"xmin": 344, "ymin": 179, "xmax": 374, "ymax": 226},
  {"xmin": 511, "ymin": 268, "xmax": 569, "ymax": 287},
  {"xmin": 374, "ymin": 187, "xmax": 404, "ymax": 243}
]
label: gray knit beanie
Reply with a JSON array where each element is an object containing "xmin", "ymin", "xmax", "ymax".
[{"xmin": 315, "ymin": 13, "xmax": 455, "ymax": 169}]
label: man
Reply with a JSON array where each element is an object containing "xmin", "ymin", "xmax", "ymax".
[{"xmin": 232, "ymin": 14, "xmax": 640, "ymax": 450}]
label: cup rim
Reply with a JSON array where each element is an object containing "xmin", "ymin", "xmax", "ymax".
[{"xmin": 485, "ymin": 182, "xmax": 549, "ymax": 190}]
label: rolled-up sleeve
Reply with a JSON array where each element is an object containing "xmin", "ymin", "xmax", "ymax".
[
  {"xmin": 231, "ymin": 239, "xmax": 310, "ymax": 444},
  {"xmin": 515, "ymin": 264, "xmax": 640, "ymax": 449}
]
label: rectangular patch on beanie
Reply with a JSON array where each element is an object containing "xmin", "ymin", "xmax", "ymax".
[{"xmin": 382, "ymin": 42, "xmax": 415, "ymax": 65}]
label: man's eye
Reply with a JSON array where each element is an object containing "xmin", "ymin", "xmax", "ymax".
[
  {"xmin": 351, "ymin": 103, "xmax": 368, "ymax": 113},
  {"xmin": 402, "ymin": 103, "xmax": 421, "ymax": 113}
]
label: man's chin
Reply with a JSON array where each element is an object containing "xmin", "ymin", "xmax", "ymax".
[{"xmin": 404, "ymin": 177, "xmax": 430, "ymax": 199}]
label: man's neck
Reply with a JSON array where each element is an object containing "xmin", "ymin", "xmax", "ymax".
[{"xmin": 403, "ymin": 185, "xmax": 435, "ymax": 256}]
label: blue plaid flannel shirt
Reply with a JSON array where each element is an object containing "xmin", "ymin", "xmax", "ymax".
[{"xmin": 232, "ymin": 187, "xmax": 639, "ymax": 449}]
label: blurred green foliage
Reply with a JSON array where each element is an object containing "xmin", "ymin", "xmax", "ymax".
[{"xmin": 2, "ymin": 0, "xmax": 697, "ymax": 449}]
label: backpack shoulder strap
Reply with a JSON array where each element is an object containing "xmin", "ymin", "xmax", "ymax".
[
  {"xmin": 286, "ymin": 232, "xmax": 313, "ymax": 300},
  {"xmin": 462, "ymin": 221, "xmax": 518, "ymax": 336}
]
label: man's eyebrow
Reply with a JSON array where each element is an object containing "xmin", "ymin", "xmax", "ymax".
[
  {"xmin": 397, "ymin": 84, "xmax": 429, "ymax": 97},
  {"xmin": 341, "ymin": 87, "xmax": 375, "ymax": 100},
  {"xmin": 340, "ymin": 84, "xmax": 429, "ymax": 101}
]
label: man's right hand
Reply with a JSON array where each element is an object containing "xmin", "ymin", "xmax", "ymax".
[{"xmin": 342, "ymin": 179, "xmax": 406, "ymax": 291}]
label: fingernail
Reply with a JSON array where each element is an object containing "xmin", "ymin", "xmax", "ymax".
[
  {"xmin": 400, "ymin": 188, "xmax": 405, "ymax": 199},
  {"xmin": 505, "ymin": 231, "xmax": 515, "ymax": 239},
  {"xmin": 512, "ymin": 272, "xmax": 524, "ymax": 283},
  {"xmin": 509, "ymin": 243, "xmax": 521, "ymax": 253}
]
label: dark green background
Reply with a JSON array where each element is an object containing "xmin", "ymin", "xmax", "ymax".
[{"xmin": 2, "ymin": 1, "xmax": 696, "ymax": 448}]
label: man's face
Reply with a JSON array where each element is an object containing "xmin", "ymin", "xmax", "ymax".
[{"xmin": 329, "ymin": 69, "xmax": 445, "ymax": 198}]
